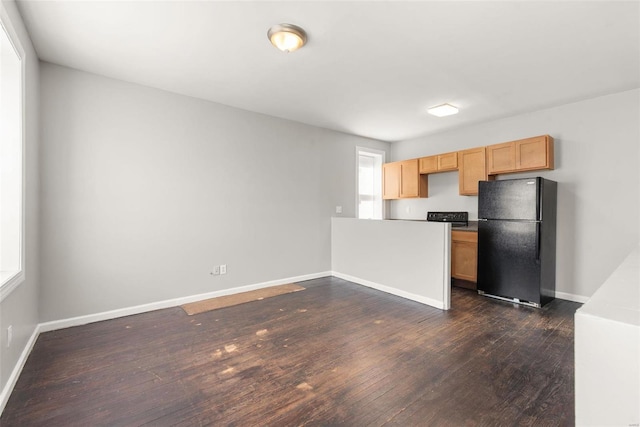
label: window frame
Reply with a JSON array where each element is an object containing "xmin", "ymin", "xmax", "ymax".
[
  {"xmin": 0, "ymin": 5, "xmax": 26, "ymax": 302},
  {"xmin": 355, "ymin": 146, "xmax": 386, "ymax": 220}
]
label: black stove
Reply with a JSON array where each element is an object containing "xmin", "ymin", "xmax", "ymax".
[{"xmin": 426, "ymin": 211, "xmax": 469, "ymax": 227}]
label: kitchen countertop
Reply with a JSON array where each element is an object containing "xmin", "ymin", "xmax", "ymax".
[
  {"xmin": 387, "ymin": 219, "xmax": 478, "ymax": 232},
  {"xmin": 451, "ymin": 220, "xmax": 478, "ymax": 232}
]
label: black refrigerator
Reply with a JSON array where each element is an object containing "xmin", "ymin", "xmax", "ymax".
[{"xmin": 477, "ymin": 177, "xmax": 557, "ymax": 307}]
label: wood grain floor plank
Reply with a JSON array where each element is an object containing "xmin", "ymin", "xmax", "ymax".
[{"xmin": 1, "ymin": 277, "xmax": 580, "ymax": 426}]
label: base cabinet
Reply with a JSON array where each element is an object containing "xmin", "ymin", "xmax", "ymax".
[{"xmin": 451, "ymin": 231, "xmax": 478, "ymax": 283}]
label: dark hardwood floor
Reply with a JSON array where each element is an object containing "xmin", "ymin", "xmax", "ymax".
[{"xmin": 1, "ymin": 277, "xmax": 581, "ymax": 426}]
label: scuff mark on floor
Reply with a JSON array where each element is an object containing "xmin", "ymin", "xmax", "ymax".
[
  {"xmin": 296, "ymin": 382, "xmax": 313, "ymax": 391},
  {"xmin": 149, "ymin": 371, "xmax": 163, "ymax": 381},
  {"xmin": 224, "ymin": 344, "xmax": 238, "ymax": 353},
  {"xmin": 256, "ymin": 329, "xmax": 268, "ymax": 337}
]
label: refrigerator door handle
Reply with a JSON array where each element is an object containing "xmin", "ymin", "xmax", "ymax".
[{"xmin": 535, "ymin": 222, "xmax": 541, "ymax": 263}]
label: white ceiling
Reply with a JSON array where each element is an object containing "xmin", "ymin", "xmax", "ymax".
[{"xmin": 16, "ymin": 0, "xmax": 640, "ymax": 142}]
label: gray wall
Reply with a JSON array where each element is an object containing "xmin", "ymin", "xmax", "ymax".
[
  {"xmin": 39, "ymin": 63, "xmax": 389, "ymax": 322},
  {"xmin": 0, "ymin": 0, "xmax": 40, "ymax": 404},
  {"xmin": 390, "ymin": 89, "xmax": 640, "ymax": 300}
]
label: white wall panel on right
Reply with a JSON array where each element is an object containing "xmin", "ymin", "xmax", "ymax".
[{"xmin": 575, "ymin": 246, "xmax": 640, "ymax": 426}]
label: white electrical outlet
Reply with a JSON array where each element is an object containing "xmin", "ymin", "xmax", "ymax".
[
  {"xmin": 220, "ymin": 264, "xmax": 227, "ymax": 275},
  {"xmin": 7, "ymin": 325, "xmax": 12, "ymax": 348},
  {"xmin": 336, "ymin": 206, "xmax": 343, "ymax": 214},
  {"xmin": 212, "ymin": 265, "xmax": 220, "ymax": 275}
]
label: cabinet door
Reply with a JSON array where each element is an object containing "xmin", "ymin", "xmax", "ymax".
[
  {"xmin": 458, "ymin": 147, "xmax": 487, "ymax": 196},
  {"xmin": 382, "ymin": 162, "xmax": 400, "ymax": 199},
  {"xmin": 516, "ymin": 135, "xmax": 554, "ymax": 171},
  {"xmin": 438, "ymin": 152, "xmax": 458, "ymax": 171},
  {"xmin": 486, "ymin": 141, "xmax": 516, "ymax": 174},
  {"xmin": 400, "ymin": 159, "xmax": 421, "ymax": 198},
  {"xmin": 419, "ymin": 153, "xmax": 457, "ymax": 173},
  {"xmin": 452, "ymin": 231, "xmax": 478, "ymax": 282},
  {"xmin": 419, "ymin": 156, "xmax": 438, "ymax": 174}
]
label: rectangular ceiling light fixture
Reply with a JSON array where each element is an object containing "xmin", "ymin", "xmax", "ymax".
[{"xmin": 427, "ymin": 103, "xmax": 459, "ymax": 117}]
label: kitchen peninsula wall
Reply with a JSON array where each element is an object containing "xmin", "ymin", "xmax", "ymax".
[{"xmin": 389, "ymin": 89, "xmax": 640, "ymax": 301}]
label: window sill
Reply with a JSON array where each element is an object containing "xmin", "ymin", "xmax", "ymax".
[{"xmin": 1, "ymin": 270, "xmax": 24, "ymax": 302}]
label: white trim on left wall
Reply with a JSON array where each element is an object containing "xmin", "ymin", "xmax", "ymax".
[
  {"xmin": 38, "ymin": 271, "xmax": 330, "ymax": 332},
  {"xmin": 0, "ymin": 271, "xmax": 330, "ymax": 415},
  {"xmin": 0, "ymin": 324, "xmax": 38, "ymax": 415},
  {"xmin": 0, "ymin": 1, "xmax": 27, "ymax": 303}
]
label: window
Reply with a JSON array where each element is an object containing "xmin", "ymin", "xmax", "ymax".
[
  {"xmin": 356, "ymin": 147, "xmax": 384, "ymax": 219},
  {"xmin": 1, "ymin": 10, "xmax": 25, "ymax": 301}
]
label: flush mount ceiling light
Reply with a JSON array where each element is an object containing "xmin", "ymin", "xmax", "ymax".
[
  {"xmin": 427, "ymin": 103, "xmax": 459, "ymax": 117},
  {"xmin": 268, "ymin": 23, "xmax": 307, "ymax": 53}
]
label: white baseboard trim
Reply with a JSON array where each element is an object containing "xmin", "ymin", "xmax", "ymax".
[
  {"xmin": 39, "ymin": 271, "xmax": 331, "ymax": 333},
  {"xmin": 555, "ymin": 291, "xmax": 589, "ymax": 304},
  {"xmin": 35, "ymin": 273, "xmax": 585, "ymax": 334},
  {"xmin": 332, "ymin": 271, "xmax": 446, "ymax": 310},
  {"xmin": 0, "ymin": 323, "xmax": 40, "ymax": 415}
]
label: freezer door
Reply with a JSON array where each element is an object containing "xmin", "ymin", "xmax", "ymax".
[
  {"xmin": 477, "ymin": 220, "xmax": 541, "ymax": 304},
  {"xmin": 478, "ymin": 178, "xmax": 540, "ymax": 221}
]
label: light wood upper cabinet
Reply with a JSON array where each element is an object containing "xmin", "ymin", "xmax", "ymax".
[
  {"xmin": 487, "ymin": 135, "xmax": 554, "ymax": 175},
  {"xmin": 399, "ymin": 159, "xmax": 423, "ymax": 198},
  {"xmin": 486, "ymin": 141, "xmax": 515, "ymax": 174},
  {"xmin": 382, "ymin": 162, "xmax": 401, "ymax": 199},
  {"xmin": 438, "ymin": 152, "xmax": 458, "ymax": 171},
  {"xmin": 418, "ymin": 156, "xmax": 438, "ymax": 174},
  {"xmin": 419, "ymin": 152, "xmax": 458, "ymax": 174},
  {"xmin": 385, "ymin": 135, "xmax": 553, "ymax": 200},
  {"xmin": 458, "ymin": 147, "xmax": 487, "ymax": 196},
  {"xmin": 451, "ymin": 231, "xmax": 478, "ymax": 283},
  {"xmin": 383, "ymin": 159, "xmax": 428, "ymax": 200},
  {"xmin": 516, "ymin": 135, "xmax": 554, "ymax": 171}
]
